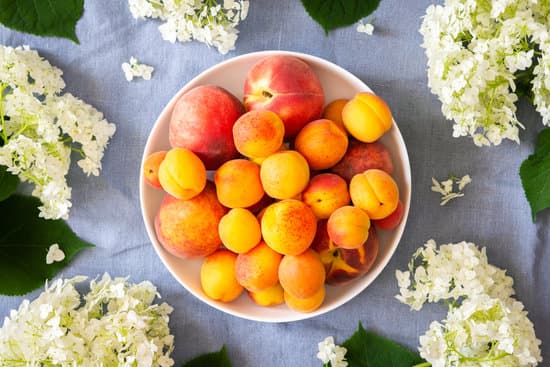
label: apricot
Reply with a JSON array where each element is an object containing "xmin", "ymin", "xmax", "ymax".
[
  {"xmin": 350, "ymin": 169, "xmax": 399, "ymax": 220},
  {"xmin": 200, "ymin": 250, "xmax": 243, "ymax": 302},
  {"xmin": 331, "ymin": 140, "xmax": 394, "ymax": 182},
  {"xmin": 158, "ymin": 148, "xmax": 206, "ymax": 200},
  {"xmin": 235, "ymin": 241, "xmax": 283, "ymax": 293},
  {"xmin": 155, "ymin": 182, "xmax": 226, "ymax": 259},
  {"xmin": 250, "ymin": 143, "xmax": 287, "ymax": 165},
  {"xmin": 278, "ymin": 249, "xmax": 326, "ymax": 299},
  {"xmin": 260, "ymin": 150, "xmax": 310, "ymax": 199},
  {"xmin": 233, "ymin": 110, "xmax": 285, "ymax": 159},
  {"xmin": 302, "ymin": 173, "xmax": 350, "ymax": 219},
  {"xmin": 322, "ymin": 98, "xmax": 348, "ymax": 129},
  {"xmin": 261, "ymin": 200, "xmax": 317, "ymax": 256},
  {"xmin": 372, "ymin": 200, "xmax": 404, "ymax": 230},
  {"xmin": 284, "ymin": 286, "xmax": 325, "ymax": 313},
  {"xmin": 327, "ymin": 206, "xmax": 371, "ymax": 249},
  {"xmin": 218, "ymin": 208, "xmax": 262, "ymax": 253},
  {"xmin": 342, "ymin": 92, "xmax": 392, "ymax": 142},
  {"xmin": 143, "ymin": 150, "xmax": 167, "ymax": 189},
  {"xmin": 248, "ymin": 283, "xmax": 285, "ymax": 307},
  {"xmin": 214, "ymin": 159, "xmax": 264, "ymax": 208},
  {"xmin": 294, "ymin": 119, "xmax": 348, "ymax": 170}
]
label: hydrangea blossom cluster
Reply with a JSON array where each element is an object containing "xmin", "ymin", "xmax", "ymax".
[
  {"xmin": 0, "ymin": 274, "xmax": 175, "ymax": 367},
  {"xmin": 396, "ymin": 240, "xmax": 541, "ymax": 366},
  {"xmin": 0, "ymin": 45, "xmax": 116, "ymax": 220},
  {"xmin": 420, "ymin": 0, "xmax": 550, "ymax": 146},
  {"xmin": 128, "ymin": 0, "xmax": 249, "ymax": 54},
  {"xmin": 316, "ymin": 336, "xmax": 348, "ymax": 367}
]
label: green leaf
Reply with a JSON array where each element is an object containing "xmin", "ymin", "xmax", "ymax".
[
  {"xmin": 0, "ymin": 0, "xmax": 84, "ymax": 43},
  {"xmin": 301, "ymin": 0, "xmax": 381, "ymax": 34},
  {"xmin": 342, "ymin": 323, "xmax": 425, "ymax": 367},
  {"xmin": 182, "ymin": 345, "xmax": 232, "ymax": 367},
  {"xmin": 0, "ymin": 165, "xmax": 19, "ymax": 202},
  {"xmin": 0, "ymin": 194, "xmax": 94, "ymax": 295},
  {"xmin": 520, "ymin": 128, "xmax": 550, "ymax": 221}
]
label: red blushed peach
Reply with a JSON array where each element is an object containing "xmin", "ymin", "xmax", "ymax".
[
  {"xmin": 143, "ymin": 150, "xmax": 167, "ymax": 189},
  {"xmin": 155, "ymin": 182, "xmax": 227, "ymax": 259},
  {"xmin": 243, "ymin": 55, "xmax": 325, "ymax": 138},
  {"xmin": 372, "ymin": 200, "xmax": 404, "ymax": 230},
  {"xmin": 331, "ymin": 140, "xmax": 394, "ymax": 182},
  {"xmin": 312, "ymin": 220, "xmax": 379, "ymax": 286},
  {"xmin": 169, "ymin": 85, "xmax": 244, "ymax": 170},
  {"xmin": 302, "ymin": 173, "xmax": 350, "ymax": 219}
]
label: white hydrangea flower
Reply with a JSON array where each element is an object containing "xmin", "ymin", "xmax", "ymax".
[
  {"xmin": 122, "ymin": 56, "xmax": 154, "ymax": 81},
  {"xmin": 419, "ymin": 295, "xmax": 542, "ymax": 367},
  {"xmin": 317, "ymin": 336, "xmax": 348, "ymax": 367},
  {"xmin": 128, "ymin": 0, "xmax": 249, "ymax": 54},
  {"xmin": 396, "ymin": 240, "xmax": 514, "ymax": 310},
  {"xmin": 0, "ymin": 45, "xmax": 116, "ymax": 220},
  {"xmin": 420, "ymin": 0, "xmax": 550, "ymax": 145},
  {"xmin": 431, "ymin": 174, "xmax": 471, "ymax": 206},
  {"xmin": 46, "ymin": 243, "xmax": 65, "ymax": 264},
  {"xmin": 0, "ymin": 274, "xmax": 175, "ymax": 367},
  {"xmin": 356, "ymin": 21, "xmax": 374, "ymax": 35}
]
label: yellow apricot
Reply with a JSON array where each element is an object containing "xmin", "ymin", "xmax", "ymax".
[
  {"xmin": 284, "ymin": 286, "xmax": 326, "ymax": 313},
  {"xmin": 200, "ymin": 249, "xmax": 243, "ymax": 302},
  {"xmin": 349, "ymin": 169, "xmax": 399, "ymax": 220},
  {"xmin": 342, "ymin": 92, "xmax": 392, "ymax": 142},
  {"xmin": 248, "ymin": 283, "xmax": 285, "ymax": 307},
  {"xmin": 260, "ymin": 150, "xmax": 310, "ymax": 199},
  {"xmin": 158, "ymin": 148, "xmax": 206, "ymax": 200},
  {"xmin": 214, "ymin": 159, "xmax": 264, "ymax": 208},
  {"xmin": 218, "ymin": 208, "xmax": 261, "ymax": 253}
]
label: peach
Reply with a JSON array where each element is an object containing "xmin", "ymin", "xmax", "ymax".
[
  {"xmin": 248, "ymin": 283, "xmax": 285, "ymax": 307},
  {"xmin": 302, "ymin": 173, "xmax": 350, "ymax": 219},
  {"xmin": 169, "ymin": 85, "xmax": 244, "ymax": 169},
  {"xmin": 155, "ymin": 182, "xmax": 226, "ymax": 259},
  {"xmin": 342, "ymin": 92, "xmax": 392, "ymax": 142},
  {"xmin": 372, "ymin": 200, "xmax": 404, "ymax": 230},
  {"xmin": 350, "ymin": 169, "xmax": 399, "ymax": 220},
  {"xmin": 235, "ymin": 241, "xmax": 283, "ymax": 293},
  {"xmin": 143, "ymin": 150, "xmax": 167, "ymax": 189},
  {"xmin": 312, "ymin": 220, "xmax": 379, "ymax": 286},
  {"xmin": 260, "ymin": 150, "xmax": 310, "ymax": 200},
  {"xmin": 200, "ymin": 250, "xmax": 243, "ymax": 302},
  {"xmin": 214, "ymin": 159, "xmax": 264, "ymax": 208},
  {"xmin": 278, "ymin": 249, "xmax": 326, "ymax": 299},
  {"xmin": 284, "ymin": 286, "xmax": 325, "ymax": 313},
  {"xmin": 322, "ymin": 98, "xmax": 348, "ymax": 129},
  {"xmin": 158, "ymin": 148, "xmax": 206, "ymax": 200},
  {"xmin": 218, "ymin": 208, "xmax": 262, "ymax": 254},
  {"xmin": 327, "ymin": 206, "xmax": 371, "ymax": 249},
  {"xmin": 233, "ymin": 110, "xmax": 285, "ymax": 159},
  {"xmin": 331, "ymin": 140, "xmax": 394, "ymax": 182},
  {"xmin": 244, "ymin": 55, "xmax": 325, "ymax": 138},
  {"xmin": 261, "ymin": 200, "xmax": 317, "ymax": 256},
  {"xmin": 294, "ymin": 119, "xmax": 349, "ymax": 170}
]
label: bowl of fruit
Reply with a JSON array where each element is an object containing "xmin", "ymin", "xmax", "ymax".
[{"xmin": 140, "ymin": 50, "xmax": 411, "ymax": 322}]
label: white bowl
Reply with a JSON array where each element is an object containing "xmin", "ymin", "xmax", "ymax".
[{"xmin": 139, "ymin": 50, "xmax": 411, "ymax": 322}]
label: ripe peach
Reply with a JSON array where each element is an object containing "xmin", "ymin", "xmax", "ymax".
[
  {"xmin": 278, "ymin": 249, "xmax": 326, "ymax": 299},
  {"xmin": 284, "ymin": 286, "xmax": 325, "ymax": 313},
  {"xmin": 218, "ymin": 208, "xmax": 262, "ymax": 253},
  {"xmin": 261, "ymin": 200, "xmax": 317, "ymax": 256},
  {"xmin": 143, "ymin": 150, "xmax": 167, "ymax": 189},
  {"xmin": 158, "ymin": 148, "xmax": 206, "ymax": 200},
  {"xmin": 312, "ymin": 220, "xmax": 379, "ymax": 285},
  {"xmin": 244, "ymin": 55, "xmax": 325, "ymax": 138},
  {"xmin": 169, "ymin": 85, "xmax": 244, "ymax": 169},
  {"xmin": 372, "ymin": 200, "xmax": 404, "ymax": 230},
  {"xmin": 302, "ymin": 173, "xmax": 350, "ymax": 219},
  {"xmin": 331, "ymin": 140, "xmax": 394, "ymax": 182},
  {"xmin": 235, "ymin": 241, "xmax": 283, "ymax": 293},
  {"xmin": 260, "ymin": 150, "xmax": 310, "ymax": 199},
  {"xmin": 342, "ymin": 92, "xmax": 392, "ymax": 142},
  {"xmin": 322, "ymin": 98, "xmax": 348, "ymax": 129},
  {"xmin": 214, "ymin": 159, "xmax": 264, "ymax": 208},
  {"xmin": 200, "ymin": 250, "xmax": 243, "ymax": 302},
  {"xmin": 155, "ymin": 182, "xmax": 226, "ymax": 259},
  {"xmin": 350, "ymin": 169, "xmax": 399, "ymax": 220},
  {"xmin": 294, "ymin": 119, "xmax": 349, "ymax": 170},
  {"xmin": 233, "ymin": 110, "xmax": 285, "ymax": 159},
  {"xmin": 327, "ymin": 206, "xmax": 371, "ymax": 249},
  {"xmin": 248, "ymin": 283, "xmax": 285, "ymax": 307}
]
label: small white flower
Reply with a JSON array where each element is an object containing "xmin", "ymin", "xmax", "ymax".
[
  {"xmin": 121, "ymin": 57, "xmax": 154, "ymax": 82},
  {"xmin": 317, "ymin": 336, "xmax": 348, "ymax": 367},
  {"xmin": 356, "ymin": 21, "xmax": 374, "ymax": 35},
  {"xmin": 431, "ymin": 175, "xmax": 471, "ymax": 205},
  {"xmin": 46, "ymin": 244, "xmax": 65, "ymax": 264}
]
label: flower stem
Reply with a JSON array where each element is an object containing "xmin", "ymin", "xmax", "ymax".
[{"xmin": 0, "ymin": 84, "xmax": 8, "ymax": 144}]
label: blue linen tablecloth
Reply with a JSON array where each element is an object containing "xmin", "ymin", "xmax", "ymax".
[{"xmin": 0, "ymin": 1, "xmax": 548, "ymax": 366}]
